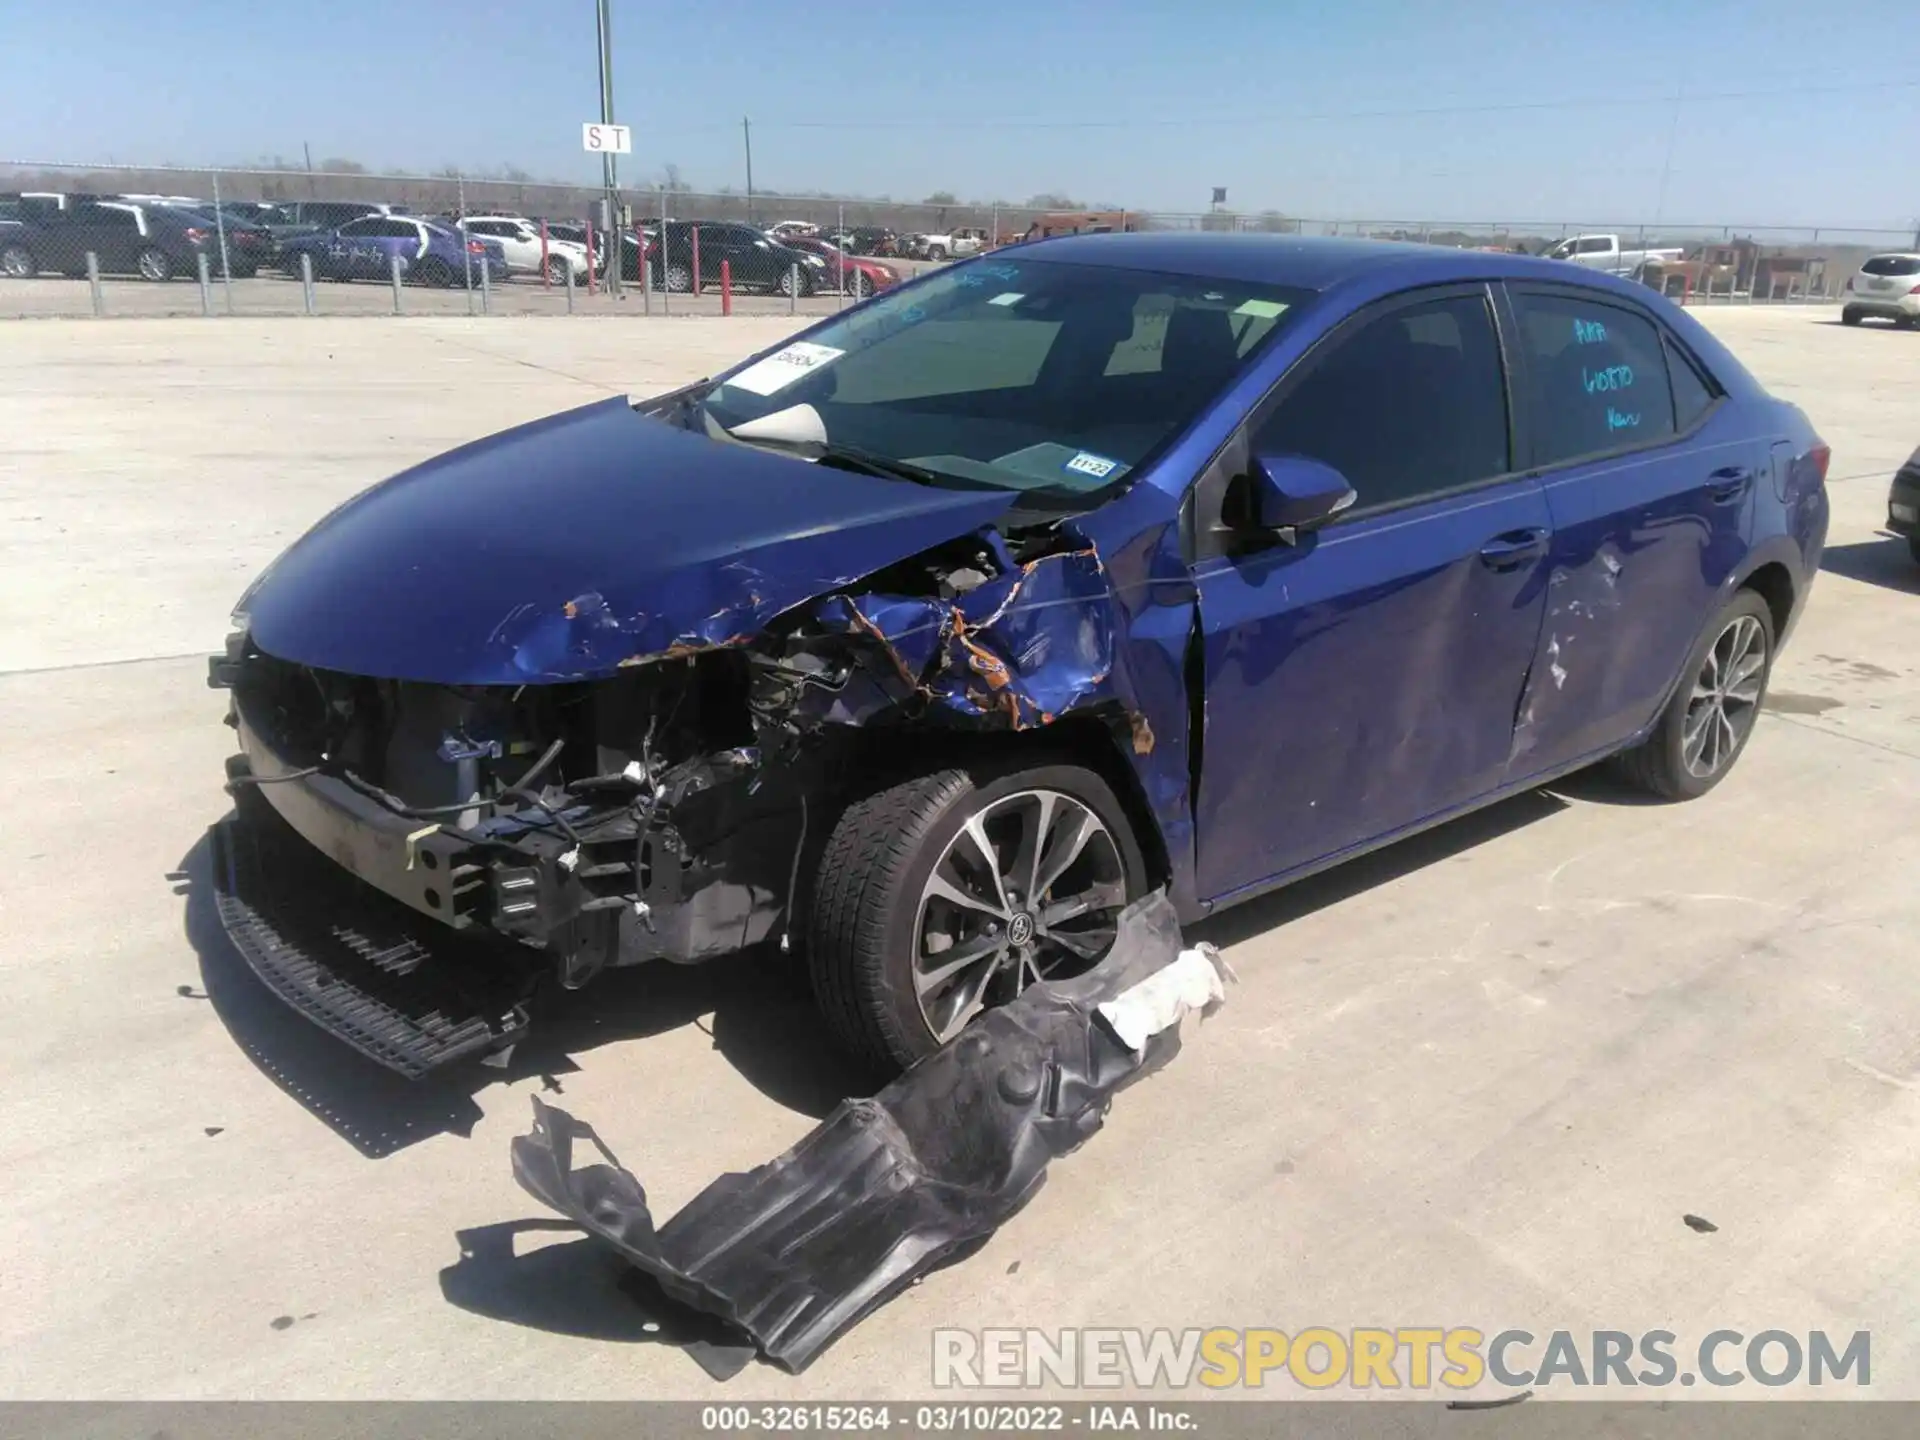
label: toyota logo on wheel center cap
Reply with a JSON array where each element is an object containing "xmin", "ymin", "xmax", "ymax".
[{"xmin": 1007, "ymin": 912, "xmax": 1036, "ymax": 946}]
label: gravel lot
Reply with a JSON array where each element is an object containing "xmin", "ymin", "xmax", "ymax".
[{"xmin": 1, "ymin": 308, "xmax": 1917, "ymax": 1401}]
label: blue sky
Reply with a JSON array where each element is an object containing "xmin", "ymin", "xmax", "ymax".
[{"xmin": 4, "ymin": 0, "xmax": 1919, "ymax": 228}]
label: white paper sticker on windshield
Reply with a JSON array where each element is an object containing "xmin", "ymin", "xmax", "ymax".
[
  {"xmin": 1064, "ymin": 451, "xmax": 1120, "ymax": 480},
  {"xmin": 1235, "ymin": 298, "xmax": 1288, "ymax": 319},
  {"xmin": 723, "ymin": 341, "xmax": 845, "ymax": 397},
  {"xmin": 988, "ymin": 292, "xmax": 1025, "ymax": 306}
]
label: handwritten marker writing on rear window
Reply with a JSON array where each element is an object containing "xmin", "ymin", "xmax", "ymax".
[
  {"xmin": 1065, "ymin": 452, "xmax": 1120, "ymax": 480},
  {"xmin": 1583, "ymin": 364, "xmax": 1634, "ymax": 393},
  {"xmin": 1573, "ymin": 316, "xmax": 1608, "ymax": 344},
  {"xmin": 1606, "ymin": 407, "xmax": 1641, "ymax": 431}
]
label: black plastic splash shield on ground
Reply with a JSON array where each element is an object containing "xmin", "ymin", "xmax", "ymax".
[{"xmin": 510, "ymin": 889, "xmax": 1218, "ymax": 1376}]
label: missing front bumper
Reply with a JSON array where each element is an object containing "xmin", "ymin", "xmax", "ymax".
[{"xmin": 211, "ymin": 803, "xmax": 536, "ymax": 1079}]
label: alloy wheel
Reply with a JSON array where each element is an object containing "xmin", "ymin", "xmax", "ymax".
[
  {"xmin": 1, "ymin": 246, "xmax": 33, "ymax": 278},
  {"xmin": 664, "ymin": 264, "xmax": 692, "ymax": 293},
  {"xmin": 137, "ymin": 249, "xmax": 170, "ymax": 282},
  {"xmin": 1682, "ymin": 613, "xmax": 1766, "ymax": 779},
  {"xmin": 911, "ymin": 789, "xmax": 1127, "ymax": 1043}
]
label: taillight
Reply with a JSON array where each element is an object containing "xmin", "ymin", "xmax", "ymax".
[
  {"xmin": 467, "ymin": 240, "xmax": 486, "ymax": 254},
  {"xmin": 184, "ymin": 227, "xmax": 208, "ymax": 243},
  {"xmin": 1909, "ymin": 283, "xmax": 1920, "ymax": 295},
  {"xmin": 1808, "ymin": 443, "xmax": 1831, "ymax": 484}
]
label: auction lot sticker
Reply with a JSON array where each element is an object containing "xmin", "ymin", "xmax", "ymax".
[{"xmin": 724, "ymin": 342, "xmax": 845, "ymax": 397}]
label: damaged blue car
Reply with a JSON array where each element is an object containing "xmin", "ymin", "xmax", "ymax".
[{"xmin": 209, "ymin": 233, "xmax": 1831, "ymax": 1075}]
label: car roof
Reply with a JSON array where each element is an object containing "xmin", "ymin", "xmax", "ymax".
[
  {"xmin": 1864, "ymin": 251, "xmax": 1920, "ymax": 261},
  {"xmin": 1010, "ymin": 231, "xmax": 1652, "ymax": 293}
]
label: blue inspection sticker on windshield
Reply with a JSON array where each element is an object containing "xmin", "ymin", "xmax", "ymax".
[{"xmin": 1064, "ymin": 451, "xmax": 1121, "ymax": 481}]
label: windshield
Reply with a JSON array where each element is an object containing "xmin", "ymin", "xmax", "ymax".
[{"xmin": 694, "ymin": 256, "xmax": 1310, "ymax": 506}]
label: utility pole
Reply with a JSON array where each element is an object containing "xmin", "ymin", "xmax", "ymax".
[
  {"xmin": 303, "ymin": 141, "xmax": 315, "ymax": 198},
  {"xmin": 595, "ymin": 0, "xmax": 622, "ymax": 296},
  {"xmin": 743, "ymin": 116, "xmax": 754, "ymax": 225}
]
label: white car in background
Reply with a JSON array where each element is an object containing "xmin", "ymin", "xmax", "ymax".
[
  {"xmin": 459, "ymin": 215, "xmax": 596, "ymax": 284},
  {"xmin": 1841, "ymin": 253, "xmax": 1920, "ymax": 327}
]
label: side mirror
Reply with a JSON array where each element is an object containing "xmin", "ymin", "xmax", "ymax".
[{"xmin": 1241, "ymin": 454, "xmax": 1357, "ymax": 543}]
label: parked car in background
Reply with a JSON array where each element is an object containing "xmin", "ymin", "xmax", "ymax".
[
  {"xmin": 546, "ymin": 221, "xmax": 648, "ymax": 282},
  {"xmin": 458, "ymin": 215, "xmax": 597, "ymax": 284},
  {"xmin": 209, "ymin": 234, "xmax": 1829, "ymax": 1077},
  {"xmin": 768, "ymin": 220, "xmax": 819, "ymax": 241},
  {"xmin": 0, "ymin": 198, "xmax": 250, "ymax": 281},
  {"xmin": 1540, "ymin": 233, "xmax": 1685, "ymax": 280},
  {"xmin": 780, "ymin": 234, "xmax": 899, "ymax": 298},
  {"xmin": 1841, "ymin": 253, "xmax": 1920, "ymax": 327},
  {"xmin": 912, "ymin": 228, "xmax": 985, "ymax": 261},
  {"xmin": 0, "ymin": 198, "xmax": 46, "ymax": 277},
  {"xmin": 277, "ymin": 214, "xmax": 506, "ymax": 286},
  {"xmin": 156, "ymin": 205, "xmax": 275, "ymax": 276},
  {"xmin": 647, "ymin": 220, "xmax": 823, "ymax": 294},
  {"xmin": 1885, "ymin": 444, "xmax": 1920, "ymax": 563},
  {"xmin": 825, "ymin": 226, "xmax": 899, "ymax": 257},
  {"xmin": 278, "ymin": 201, "xmax": 412, "ymax": 232}
]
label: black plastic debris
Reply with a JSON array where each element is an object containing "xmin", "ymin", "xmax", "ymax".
[
  {"xmin": 1683, "ymin": 1213, "xmax": 1719, "ymax": 1233},
  {"xmin": 510, "ymin": 889, "xmax": 1223, "ymax": 1375}
]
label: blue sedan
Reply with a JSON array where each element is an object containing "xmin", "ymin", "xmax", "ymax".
[
  {"xmin": 209, "ymin": 234, "xmax": 1829, "ymax": 1076},
  {"xmin": 277, "ymin": 213, "xmax": 507, "ymax": 286}
]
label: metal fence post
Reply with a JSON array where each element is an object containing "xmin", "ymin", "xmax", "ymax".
[
  {"xmin": 86, "ymin": 251, "xmax": 103, "ymax": 316},
  {"xmin": 458, "ymin": 175, "xmax": 473, "ymax": 314},
  {"xmin": 197, "ymin": 253, "xmax": 212, "ymax": 316},
  {"xmin": 211, "ymin": 171, "xmax": 234, "ymax": 313},
  {"xmin": 837, "ymin": 203, "xmax": 846, "ymax": 311},
  {"xmin": 789, "ymin": 263, "xmax": 797, "ymax": 317},
  {"xmin": 300, "ymin": 252, "xmax": 315, "ymax": 315},
  {"xmin": 639, "ymin": 222, "xmax": 652, "ymax": 314},
  {"xmin": 390, "ymin": 254, "xmax": 404, "ymax": 315},
  {"xmin": 565, "ymin": 259, "xmax": 575, "ymax": 313},
  {"xmin": 479, "ymin": 252, "xmax": 491, "ymax": 314},
  {"xmin": 660, "ymin": 185, "xmax": 671, "ymax": 317}
]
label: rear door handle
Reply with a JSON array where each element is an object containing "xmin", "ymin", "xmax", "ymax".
[
  {"xmin": 1708, "ymin": 466, "xmax": 1753, "ymax": 504},
  {"xmin": 1479, "ymin": 527, "xmax": 1549, "ymax": 570}
]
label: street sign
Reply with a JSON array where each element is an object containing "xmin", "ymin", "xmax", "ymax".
[{"xmin": 582, "ymin": 123, "xmax": 632, "ymax": 154}]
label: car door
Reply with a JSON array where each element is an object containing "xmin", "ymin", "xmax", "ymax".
[
  {"xmin": 333, "ymin": 216, "xmax": 387, "ymax": 277},
  {"xmin": 1189, "ymin": 285, "xmax": 1554, "ymax": 904},
  {"xmin": 1499, "ymin": 282, "xmax": 1760, "ymax": 776}
]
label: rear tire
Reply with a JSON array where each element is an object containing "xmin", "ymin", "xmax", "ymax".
[
  {"xmin": 807, "ymin": 760, "xmax": 1148, "ymax": 1075},
  {"xmin": 1842, "ymin": 305, "xmax": 1864, "ymax": 326},
  {"xmin": 1610, "ymin": 589, "xmax": 1774, "ymax": 801},
  {"xmin": 1, "ymin": 244, "xmax": 37, "ymax": 278},
  {"xmin": 848, "ymin": 270, "xmax": 873, "ymax": 300},
  {"xmin": 544, "ymin": 255, "xmax": 571, "ymax": 286},
  {"xmin": 663, "ymin": 262, "xmax": 693, "ymax": 293},
  {"xmin": 136, "ymin": 247, "xmax": 172, "ymax": 282},
  {"xmin": 1908, "ymin": 535, "xmax": 1920, "ymax": 565}
]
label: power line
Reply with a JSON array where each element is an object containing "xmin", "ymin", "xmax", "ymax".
[{"xmin": 731, "ymin": 76, "xmax": 1920, "ymax": 134}]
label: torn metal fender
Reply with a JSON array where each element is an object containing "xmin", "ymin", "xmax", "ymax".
[{"xmin": 510, "ymin": 890, "xmax": 1226, "ymax": 1374}]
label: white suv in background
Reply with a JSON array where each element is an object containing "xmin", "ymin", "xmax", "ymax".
[
  {"xmin": 459, "ymin": 215, "xmax": 596, "ymax": 284},
  {"xmin": 1842, "ymin": 253, "xmax": 1920, "ymax": 327}
]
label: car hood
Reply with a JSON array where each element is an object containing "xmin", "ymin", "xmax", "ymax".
[{"xmin": 240, "ymin": 396, "xmax": 1017, "ymax": 686}]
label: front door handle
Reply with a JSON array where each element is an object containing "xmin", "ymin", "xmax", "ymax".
[
  {"xmin": 1479, "ymin": 527, "xmax": 1549, "ymax": 570},
  {"xmin": 1708, "ymin": 466, "xmax": 1753, "ymax": 504}
]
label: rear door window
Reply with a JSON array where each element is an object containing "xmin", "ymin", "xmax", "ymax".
[
  {"xmin": 1510, "ymin": 290, "xmax": 1678, "ymax": 466},
  {"xmin": 1861, "ymin": 256, "xmax": 1920, "ymax": 277}
]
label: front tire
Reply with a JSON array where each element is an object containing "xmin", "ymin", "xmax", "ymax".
[
  {"xmin": 545, "ymin": 255, "xmax": 571, "ymax": 286},
  {"xmin": 1, "ymin": 244, "xmax": 37, "ymax": 278},
  {"xmin": 807, "ymin": 761, "xmax": 1148, "ymax": 1074},
  {"xmin": 1842, "ymin": 305, "xmax": 1864, "ymax": 326},
  {"xmin": 847, "ymin": 270, "xmax": 873, "ymax": 300},
  {"xmin": 1611, "ymin": 590, "xmax": 1774, "ymax": 801},
  {"xmin": 137, "ymin": 247, "xmax": 173, "ymax": 282},
  {"xmin": 1908, "ymin": 535, "xmax": 1920, "ymax": 566}
]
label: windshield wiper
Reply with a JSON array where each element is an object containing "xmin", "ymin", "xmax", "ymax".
[{"xmin": 808, "ymin": 443, "xmax": 948, "ymax": 487}]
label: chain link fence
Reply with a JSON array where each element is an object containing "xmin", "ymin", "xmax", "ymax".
[{"xmin": 4, "ymin": 160, "xmax": 1913, "ymax": 320}]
